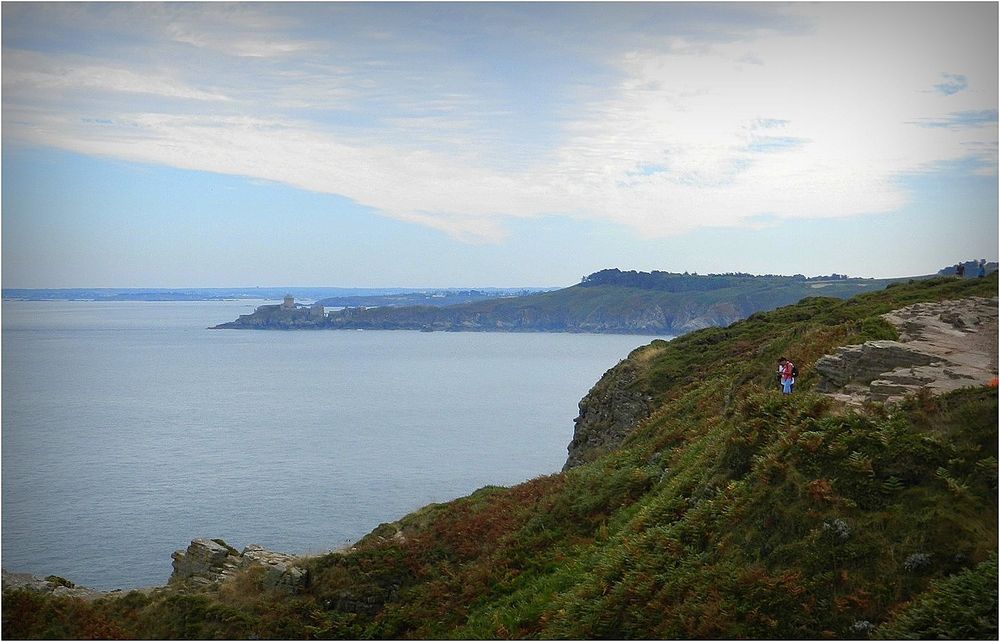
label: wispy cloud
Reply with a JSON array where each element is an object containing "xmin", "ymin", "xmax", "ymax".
[
  {"xmin": 745, "ymin": 136, "xmax": 808, "ymax": 154},
  {"xmin": 933, "ymin": 72, "xmax": 968, "ymax": 96},
  {"xmin": 2, "ymin": 3, "xmax": 996, "ymax": 242},
  {"xmin": 2, "ymin": 50, "xmax": 231, "ymax": 102},
  {"xmin": 909, "ymin": 110, "xmax": 998, "ymax": 130}
]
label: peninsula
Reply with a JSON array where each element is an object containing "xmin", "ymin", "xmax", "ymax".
[{"xmin": 210, "ymin": 269, "xmax": 920, "ymax": 334}]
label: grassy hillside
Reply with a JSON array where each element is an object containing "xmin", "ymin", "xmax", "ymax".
[{"xmin": 5, "ymin": 275, "xmax": 997, "ymax": 639}]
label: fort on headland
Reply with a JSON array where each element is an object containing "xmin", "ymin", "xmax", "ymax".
[{"xmin": 216, "ymin": 294, "xmax": 326, "ymax": 329}]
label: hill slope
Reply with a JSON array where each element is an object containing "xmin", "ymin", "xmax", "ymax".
[
  {"xmin": 326, "ymin": 270, "xmax": 904, "ymax": 334},
  {"xmin": 5, "ymin": 275, "xmax": 997, "ymax": 639},
  {"xmin": 215, "ymin": 270, "xmax": 905, "ymax": 333}
]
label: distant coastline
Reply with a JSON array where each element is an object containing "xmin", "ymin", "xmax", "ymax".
[
  {"xmin": 208, "ymin": 269, "xmax": 920, "ymax": 335},
  {"xmin": 1, "ymin": 286, "xmax": 551, "ymax": 303}
]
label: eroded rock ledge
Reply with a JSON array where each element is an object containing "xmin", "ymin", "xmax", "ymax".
[
  {"xmin": 0, "ymin": 570, "xmax": 104, "ymax": 599},
  {"xmin": 2, "ymin": 538, "xmax": 314, "ymax": 599},
  {"xmin": 815, "ymin": 296, "xmax": 998, "ymax": 405},
  {"xmin": 170, "ymin": 538, "xmax": 308, "ymax": 593}
]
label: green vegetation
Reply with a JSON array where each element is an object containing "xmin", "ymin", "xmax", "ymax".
[
  {"xmin": 294, "ymin": 270, "xmax": 909, "ymax": 334},
  {"xmin": 5, "ymin": 274, "xmax": 996, "ymax": 639}
]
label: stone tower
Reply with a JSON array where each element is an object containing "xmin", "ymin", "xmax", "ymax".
[{"xmin": 282, "ymin": 294, "xmax": 294, "ymax": 309}]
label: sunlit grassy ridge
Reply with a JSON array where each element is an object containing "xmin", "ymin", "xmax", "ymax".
[{"xmin": 4, "ymin": 275, "xmax": 996, "ymax": 639}]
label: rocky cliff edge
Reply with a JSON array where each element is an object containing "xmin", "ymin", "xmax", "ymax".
[{"xmin": 2, "ymin": 538, "xmax": 317, "ymax": 600}]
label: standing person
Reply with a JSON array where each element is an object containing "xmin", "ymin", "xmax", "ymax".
[
  {"xmin": 779, "ymin": 357, "xmax": 795, "ymax": 395},
  {"xmin": 978, "ymin": 260, "xmax": 987, "ymax": 278},
  {"xmin": 957, "ymin": 262, "xmax": 966, "ymax": 277}
]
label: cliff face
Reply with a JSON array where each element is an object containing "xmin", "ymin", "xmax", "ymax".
[{"xmin": 563, "ymin": 344, "xmax": 664, "ymax": 469}]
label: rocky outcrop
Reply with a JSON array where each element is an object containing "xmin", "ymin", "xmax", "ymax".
[
  {"xmin": 170, "ymin": 538, "xmax": 242, "ymax": 586},
  {"xmin": 1, "ymin": 570, "xmax": 103, "ymax": 599},
  {"xmin": 170, "ymin": 538, "xmax": 308, "ymax": 594},
  {"xmin": 242, "ymin": 545, "xmax": 309, "ymax": 593},
  {"xmin": 212, "ymin": 302, "xmax": 326, "ymax": 329},
  {"xmin": 813, "ymin": 341, "xmax": 938, "ymax": 393},
  {"xmin": 4, "ymin": 540, "xmax": 313, "ymax": 600},
  {"xmin": 563, "ymin": 348, "xmax": 660, "ymax": 470},
  {"xmin": 815, "ymin": 297, "xmax": 998, "ymax": 405}
]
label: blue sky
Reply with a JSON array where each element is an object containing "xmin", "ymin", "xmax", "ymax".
[{"xmin": 2, "ymin": 2, "xmax": 997, "ymax": 288}]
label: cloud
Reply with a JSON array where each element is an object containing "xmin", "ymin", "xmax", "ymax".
[
  {"xmin": 909, "ymin": 110, "xmax": 998, "ymax": 130},
  {"xmin": 933, "ymin": 72, "xmax": 968, "ymax": 96},
  {"xmin": 2, "ymin": 50, "xmax": 230, "ymax": 102},
  {"xmin": 2, "ymin": 3, "xmax": 996, "ymax": 243},
  {"xmin": 745, "ymin": 136, "xmax": 808, "ymax": 153}
]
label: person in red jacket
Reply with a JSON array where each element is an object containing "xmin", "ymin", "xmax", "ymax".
[{"xmin": 778, "ymin": 357, "xmax": 795, "ymax": 394}]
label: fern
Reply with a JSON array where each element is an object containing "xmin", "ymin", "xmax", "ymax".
[
  {"xmin": 847, "ymin": 451, "xmax": 875, "ymax": 477},
  {"xmin": 880, "ymin": 476, "xmax": 905, "ymax": 494}
]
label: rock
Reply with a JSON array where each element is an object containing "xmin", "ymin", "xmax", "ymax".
[
  {"xmin": 3, "ymin": 569, "xmax": 51, "ymax": 592},
  {"xmin": 240, "ymin": 543, "xmax": 296, "ymax": 568},
  {"xmin": 564, "ymin": 350, "xmax": 658, "ymax": 470},
  {"xmin": 170, "ymin": 538, "xmax": 242, "ymax": 585},
  {"xmin": 814, "ymin": 341, "xmax": 937, "ymax": 392},
  {"xmin": 816, "ymin": 296, "xmax": 998, "ymax": 406},
  {"xmin": 241, "ymin": 544, "xmax": 309, "ymax": 594},
  {"xmin": 263, "ymin": 564, "xmax": 308, "ymax": 594},
  {"xmin": 2, "ymin": 569, "xmax": 102, "ymax": 599},
  {"xmin": 5, "ymin": 539, "xmax": 310, "ymax": 598},
  {"xmin": 170, "ymin": 539, "xmax": 308, "ymax": 593}
]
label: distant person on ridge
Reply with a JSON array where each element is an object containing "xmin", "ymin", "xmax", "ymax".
[
  {"xmin": 978, "ymin": 260, "xmax": 986, "ymax": 278},
  {"xmin": 957, "ymin": 262, "xmax": 966, "ymax": 277},
  {"xmin": 778, "ymin": 357, "xmax": 795, "ymax": 395}
]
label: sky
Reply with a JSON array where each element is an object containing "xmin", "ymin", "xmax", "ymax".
[{"xmin": 2, "ymin": 2, "xmax": 997, "ymax": 288}]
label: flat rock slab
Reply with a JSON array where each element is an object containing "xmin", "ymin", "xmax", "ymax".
[{"xmin": 815, "ymin": 296, "xmax": 997, "ymax": 406}]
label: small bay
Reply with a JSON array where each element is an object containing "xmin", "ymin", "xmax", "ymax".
[{"xmin": 2, "ymin": 300, "xmax": 666, "ymax": 590}]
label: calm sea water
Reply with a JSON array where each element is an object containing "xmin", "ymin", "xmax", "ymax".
[{"xmin": 2, "ymin": 300, "xmax": 665, "ymax": 590}]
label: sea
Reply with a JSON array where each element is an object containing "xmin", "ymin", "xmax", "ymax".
[{"xmin": 2, "ymin": 299, "xmax": 666, "ymax": 590}]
